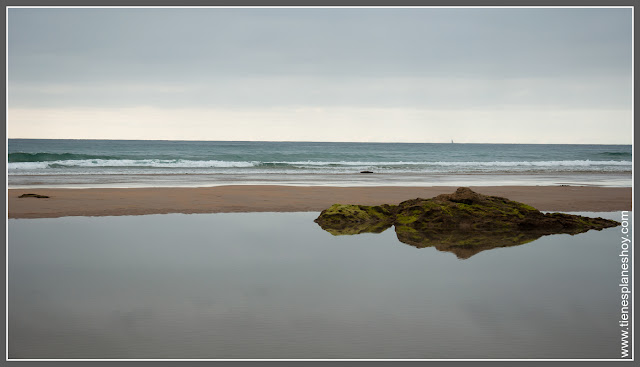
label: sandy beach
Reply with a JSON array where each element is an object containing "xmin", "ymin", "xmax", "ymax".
[{"xmin": 7, "ymin": 185, "xmax": 632, "ymax": 219}]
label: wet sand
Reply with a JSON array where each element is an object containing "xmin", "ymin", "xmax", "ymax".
[{"xmin": 7, "ymin": 185, "xmax": 632, "ymax": 219}]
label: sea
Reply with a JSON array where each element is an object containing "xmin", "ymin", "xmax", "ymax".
[{"xmin": 7, "ymin": 139, "xmax": 633, "ymax": 188}]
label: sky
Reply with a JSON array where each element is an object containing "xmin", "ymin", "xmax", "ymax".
[{"xmin": 7, "ymin": 7, "xmax": 633, "ymax": 143}]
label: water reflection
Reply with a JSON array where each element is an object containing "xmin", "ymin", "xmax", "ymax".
[
  {"xmin": 316, "ymin": 220, "xmax": 613, "ymax": 259},
  {"xmin": 394, "ymin": 228, "xmax": 544, "ymax": 259},
  {"xmin": 8, "ymin": 212, "xmax": 626, "ymax": 359}
]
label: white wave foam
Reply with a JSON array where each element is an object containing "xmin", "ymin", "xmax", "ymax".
[
  {"xmin": 8, "ymin": 159, "xmax": 631, "ymax": 172},
  {"xmin": 430, "ymin": 160, "xmax": 631, "ymax": 167},
  {"xmin": 8, "ymin": 162, "xmax": 51, "ymax": 170},
  {"xmin": 349, "ymin": 160, "xmax": 632, "ymax": 167},
  {"xmin": 269, "ymin": 160, "xmax": 631, "ymax": 167},
  {"xmin": 8, "ymin": 159, "xmax": 259, "ymax": 169}
]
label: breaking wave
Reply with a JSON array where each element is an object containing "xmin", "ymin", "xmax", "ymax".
[{"xmin": 8, "ymin": 158, "xmax": 631, "ymax": 173}]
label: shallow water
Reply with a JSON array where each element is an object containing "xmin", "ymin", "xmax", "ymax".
[{"xmin": 8, "ymin": 211, "xmax": 630, "ymax": 359}]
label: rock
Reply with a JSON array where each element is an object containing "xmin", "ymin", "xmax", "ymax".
[
  {"xmin": 314, "ymin": 187, "xmax": 620, "ymax": 258},
  {"xmin": 18, "ymin": 193, "xmax": 49, "ymax": 198},
  {"xmin": 360, "ymin": 171, "xmax": 374, "ymax": 174},
  {"xmin": 314, "ymin": 204, "xmax": 395, "ymax": 235},
  {"xmin": 394, "ymin": 187, "xmax": 617, "ymax": 233}
]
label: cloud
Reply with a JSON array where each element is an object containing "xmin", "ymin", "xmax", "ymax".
[
  {"xmin": 7, "ymin": 7, "xmax": 632, "ymax": 143},
  {"xmin": 9, "ymin": 74, "xmax": 631, "ymax": 110},
  {"xmin": 9, "ymin": 7, "xmax": 631, "ymax": 83}
]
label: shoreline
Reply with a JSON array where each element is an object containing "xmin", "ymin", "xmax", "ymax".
[
  {"xmin": 8, "ymin": 171, "xmax": 633, "ymax": 190},
  {"xmin": 8, "ymin": 185, "xmax": 632, "ymax": 219}
]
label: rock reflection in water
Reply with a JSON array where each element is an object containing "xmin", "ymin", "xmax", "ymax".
[
  {"xmin": 317, "ymin": 223, "xmax": 609, "ymax": 259},
  {"xmin": 396, "ymin": 227, "xmax": 549, "ymax": 259},
  {"xmin": 320, "ymin": 220, "xmax": 393, "ymax": 236}
]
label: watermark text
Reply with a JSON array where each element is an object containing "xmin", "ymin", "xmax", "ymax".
[{"xmin": 619, "ymin": 211, "xmax": 631, "ymax": 358}]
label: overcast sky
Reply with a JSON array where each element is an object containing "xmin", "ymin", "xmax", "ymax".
[{"xmin": 7, "ymin": 7, "xmax": 633, "ymax": 143}]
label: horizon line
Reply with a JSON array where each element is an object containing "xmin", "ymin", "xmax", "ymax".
[{"xmin": 6, "ymin": 138, "xmax": 632, "ymax": 146}]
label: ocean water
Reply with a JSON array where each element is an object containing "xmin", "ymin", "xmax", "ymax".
[
  {"xmin": 8, "ymin": 139, "xmax": 632, "ymax": 187},
  {"xmin": 8, "ymin": 211, "xmax": 629, "ymax": 359}
]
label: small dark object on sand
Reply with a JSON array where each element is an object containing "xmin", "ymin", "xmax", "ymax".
[
  {"xmin": 360, "ymin": 171, "xmax": 374, "ymax": 174},
  {"xmin": 19, "ymin": 193, "xmax": 50, "ymax": 198}
]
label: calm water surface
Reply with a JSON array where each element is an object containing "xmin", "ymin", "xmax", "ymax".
[{"xmin": 8, "ymin": 212, "xmax": 627, "ymax": 359}]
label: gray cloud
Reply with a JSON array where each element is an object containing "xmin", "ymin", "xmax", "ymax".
[
  {"xmin": 9, "ymin": 74, "xmax": 631, "ymax": 110},
  {"xmin": 8, "ymin": 7, "xmax": 632, "ymax": 110}
]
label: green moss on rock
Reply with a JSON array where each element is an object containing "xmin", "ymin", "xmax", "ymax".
[
  {"xmin": 314, "ymin": 187, "xmax": 621, "ymax": 258},
  {"xmin": 314, "ymin": 203, "xmax": 396, "ymax": 235}
]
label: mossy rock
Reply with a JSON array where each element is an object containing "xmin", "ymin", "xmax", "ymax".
[
  {"xmin": 314, "ymin": 204, "xmax": 395, "ymax": 235},
  {"xmin": 393, "ymin": 188, "xmax": 618, "ymax": 233},
  {"xmin": 316, "ymin": 187, "xmax": 619, "ymax": 234},
  {"xmin": 315, "ymin": 187, "xmax": 621, "ymax": 257}
]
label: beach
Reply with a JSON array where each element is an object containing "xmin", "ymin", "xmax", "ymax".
[
  {"xmin": 7, "ymin": 7, "xmax": 633, "ymax": 359},
  {"xmin": 8, "ymin": 185, "xmax": 632, "ymax": 219},
  {"xmin": 8, "ymin": 140, "xmax": 632, "ymax": 219}
]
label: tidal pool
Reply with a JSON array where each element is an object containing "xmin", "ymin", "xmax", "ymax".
[{"xmin": 7, "ymin": 211, "xmax": 629, "ymax": 359}]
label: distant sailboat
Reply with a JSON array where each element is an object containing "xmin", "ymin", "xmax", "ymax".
[{"xmin": 451, "ymin": 139, "xmax": 454, "ymax": 144}]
